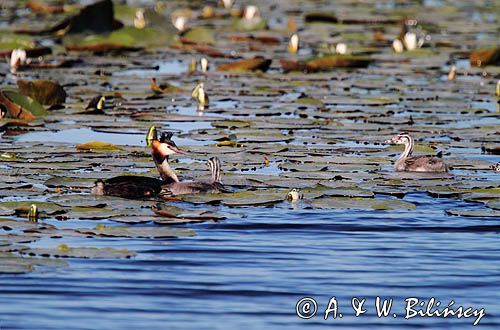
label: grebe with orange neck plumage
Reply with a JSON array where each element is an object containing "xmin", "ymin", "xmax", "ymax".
[{"xmin": 91, "ymin": 127, "xmax": 225, "ymax": 198}]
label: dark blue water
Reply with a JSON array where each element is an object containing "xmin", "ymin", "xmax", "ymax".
[{"xmin": 1, "ymin": 193, "xmax": 498, "ymax": 329}]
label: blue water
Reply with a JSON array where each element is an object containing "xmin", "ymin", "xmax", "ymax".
[{"xmin": 0, "ymin": 192, "xmax": 499, "ymax": 329}]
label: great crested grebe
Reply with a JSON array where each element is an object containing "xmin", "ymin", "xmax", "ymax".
[
  {"xmin": 385, "ymin": 133, "xmax": 448, "ymax": 172},
  {"xmin": 159, "ymin": 157, "xmax": 225, "ymax": 197},
  {"xmin": 91, "ymin": 128, "xmax": 184, "ymax": 198},
  {"xmin": 91, "ymin": 128, "xmax": 224, "ymax": 198}
]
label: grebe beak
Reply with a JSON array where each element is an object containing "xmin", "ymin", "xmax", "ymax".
[{"xmin": 171, "ymin": 146, "xmax": 187, "ymax": 154}]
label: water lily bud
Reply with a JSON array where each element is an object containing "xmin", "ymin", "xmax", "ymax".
[
  {"xmin": 287, "ymin": 34, "xmax": 299, "ymax": 54},
  {"xmin": 10, "ymin": 49, "xmax": 27, "ymax": 73},
  {"xmin": 200, "ymin": 57, "xmax": 209, "ymax": 72},
  {"xmin": 392, "ymin": 39, "xmax": 404, "ymax": 53},
  {"xmin": 263, "ymin": 156, "xmax": 269, "ymax": 167},
  {"xmin": 447, "ymin": 65, "xmax": 456, "ymax": 81},
  {"xmin": 146, "ymin": 126, "xmax": 156, "ymax": 147},
  {"xmin": 243, "ymin": 5, "xmax": 259, "ymax": 20},
  {"xmin": 188, "ymin": 58, "xmax": 197, "ymax": 73},
  {"xmin": 403, "ymin": 32, "xmax": 417, "ymax": 50},
  {"xmin": 496, "ymin": 80, "xmax": 500, "ymax": 96},
  {"xmin": 134, "ymin": 9, "xmax": 146, "ymax": 29},
  {"xmin": 417, "ymin": 37, "xmax": 425, "ymax": 48},
  {"xmin": 220, "ymin": 0, "xmax": 233, "ymax": 9},
  {"xmin": 192, "ymin": 82, "xmax": 209, "ymax": 110},
  {"xmin": 28, "ymin": 204, "xmax": 38, "ymax": 222},
  {"xmin": 173, "ymin": 16, "xmax": 188, "ymax": 32},
  {"xmin": 335, "ymin": 43, "xmax": 347, "ymax": 54},
  {"xmin": 96, "ymin": 96, "xmax": 106, "ymax": 110}
]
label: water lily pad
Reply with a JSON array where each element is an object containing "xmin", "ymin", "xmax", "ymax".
[
  {"xmin": 0, "ymin": 252, "xmax": 67, "ymax": 274},
  {"xmin": 445, "ymin": 209, "xmax": 500, "ymax": 217},
  {"xmin": 77, "ymin": 225, "xmax": 196, "ymax": 238},
  {"xmin": 17, "ymin": 80, "xmax": 67, "ymax": 106},
  {"xmin": 281, "ymin": 55, "xmax": 372, "ymax": 72},
  {"xmin": 182, "ymin": 189, "xmax": 287, "ymax": 206},
  {"xmin": 310, "ymin": 197, "xmax": 416, "ymax": 210},
  {"xmin": 0, "ymin": 31, "xmax": 35, "ymax": 49},
  {"xmin": 232, "ymin": 17, "xmax": 267, "ymax": 31},
  {"xmin": 218, "ymin": 57, "xmax": 272, "ymax": 72},
  {"xmin": 151, "ymin": 204, "xmax": 224, "ymax": 221},
  {"xmin": 20, "ymin": 244, "xmax": 136, "ymax": 259},
  {"xmin": 44, "ymin": 177, "xmax": 95, "ymax": 189},
  {"xmin": 64, "ymin": 27, "xmax": 174, "ymax": 49},
  {"xmin": 470, "ymin": 46, "xmax": 500, "ymax": 67},
  {"xmin": 76, "ymin": 141, "xmax": 124, "ymax": 152},
  {"xmin": 1, "ymin": 89, "xmax": 47, "ymax": 119},
  {"xmin": 181, "ymin": 27, "xmax": 215, "ymax": 45},
  {"xmin": 0, "ymin": 202, "xmax": 66, "ymax": 217},
  {"xmin": 17, "ymin": 0, "xmax": 119, "ymax": 35}
]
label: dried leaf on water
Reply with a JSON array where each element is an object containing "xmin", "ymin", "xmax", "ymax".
[
  {"xmin": 470, "ymin": 46, "xmax": 500, "ymax": 67},
  {"xmin": 280, "ymin": 55, "xmax": 372, "ymax": 73},
  {"xmin": 218, "ymin": 57, "xmax": 272, "ymax": 72},
  {"xmin": 0, "ymin": 89, "xmax": 46, "ymax": 120},
  {"xmin": 16, "ymin": 0, "xmax": 122, "ymax": 35},
  {"xmin": 17, "ymin": 80, "xmax": 67, "ymax": 106}
]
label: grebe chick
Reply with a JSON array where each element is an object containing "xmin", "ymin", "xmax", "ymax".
[
  {"xmin": 385, "ymin": 133, "xmax": 448, "ymax": 172},
  {"xmin": 91, "ymin": 128, "xmax": 185, "ymax": 199},
  {"xmin": 159, "ymin": 157, "xmax": 225, "ymax": 197}
]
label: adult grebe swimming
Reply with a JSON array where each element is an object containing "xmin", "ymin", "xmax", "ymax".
[{"xmin": 91, "ymin": 128, "xmax": 224, "ymax": 198}]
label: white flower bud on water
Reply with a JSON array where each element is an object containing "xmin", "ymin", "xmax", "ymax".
[{"xmin": 392, "ymin": 39, "xmax": 404, "ymax": 53}]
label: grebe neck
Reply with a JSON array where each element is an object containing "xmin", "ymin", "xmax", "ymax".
[
  {"xmin": 154, "ymin": 154, "xmax": 180, "ymax": 182},
  {"xmin": 395, "ymin": 136, "xmax": 414, "ymax": 167}
]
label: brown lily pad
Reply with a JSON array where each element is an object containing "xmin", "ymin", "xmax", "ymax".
[
  {"xmin": 230, "ymin": 35, "xmax": 280, "ymax": 45},
  {"xmin": 16, "ymin": 0, "xmax": 123, "ymax": 35},
  {"xmin": 150, "ymin": 78, "xmax": 184, "ymax": 94},
  {"xmin": 65, "ymin": 43, "xmax": 142, "ymax": 54},
  {"xmin": 17, "ymin": 80, "xmax": 67, "ymax": 106},
  {"xmin": 281, "ymin": 55, "xmax": 372, "ymax": 73},
  {"xmin": 26, "ymin": 0, "xmax": 64, "ymax": 14},
  {"xmin": 304, "ymin": 13, "xmax": 338, "ymax": 23},
  {"xmin": 0, "ymin": 89, "xmax": 38, "ymax": 121},
  {"xmin": 218, "ymin": 57, "xmax": 272, "ymax": 72},
  {"xmin": 470, "ymin": 47, "xmax": 500, "ymax": 67}
]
